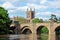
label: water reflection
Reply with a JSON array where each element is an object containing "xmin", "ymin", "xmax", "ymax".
[
  {"xmin": 0, "ymin": 34, "xmax": 48, "ymax": 40},
  {"xmin": 9, "ymin": 35, "xmax": 20, "ymax": 40},
  {"xmin": 37, "ymin": 34, "xmax": 41, "ymax": 40},
  {"xmin": 56, "ymin": 35, "xmax": 60, "ymax": 40}
]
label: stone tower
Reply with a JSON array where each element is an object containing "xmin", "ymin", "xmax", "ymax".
[{"xmin": 26, "ymin": 8, "xmax": 35, "ymax": 23}]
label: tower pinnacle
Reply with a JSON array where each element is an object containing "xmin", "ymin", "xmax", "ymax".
[{"xmin": 26, "ymin": 8, "xmax": 35, "ymax": 23}]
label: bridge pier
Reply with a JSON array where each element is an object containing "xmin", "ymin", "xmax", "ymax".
[
  {"xmin": 49, "ymin": 31, "xmax": 55, "ymax": 40},
  {"xmin": 20, "ymin": 22, "xmax": 60, "ymax": 40},
  {"xmin": 49, "ymin": 23, "xmax": 55, "ymax": 40},
  {"xmin": 32, "ymin": 27, "xmax": 37, "ymax": 40}
]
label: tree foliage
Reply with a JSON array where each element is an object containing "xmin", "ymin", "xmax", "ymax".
[
  {"xmin": 58, "ymin": 18, "xmax": 60, "ymax": 22},
  {"xmin": 0, "ymin": 7, "xmax": 12, "ymax": 34},
  {"xmin": 41, "ymin": 27, "xmax": 49, "ymax": 34},
  {"xmin": 49, "ymin": 14, "xmax": 58, "ymax": 22},
  {"xmin": 32, "ymin": 18, "xmax": 43, "ymax": 23}
]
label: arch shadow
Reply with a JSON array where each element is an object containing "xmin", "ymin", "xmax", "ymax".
[
  {"xmin": 36, "ymin": 25, "xmax": 49, "ymax": 34},
  {"xmin": 22, "ymin": 28, "xmax": 32, "ymax": 34},
  {"xmin": 21, "ymin": 26, "xmax": 29, "ymax": 31},
  {"xmin": 36, "ymin": 25, "xmax": 49, "ymax": 40},
  {"xmin": 55, "ymin": 26, "xmax": 60, "ymax": 40},
  {"xmin": 21, "ymin": 26, "xmax": 32, "ymax": 34}
]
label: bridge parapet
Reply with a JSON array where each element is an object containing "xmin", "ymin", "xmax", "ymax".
[
  {"xmin": 20, "ymin": 23, "xmax": 33, "ymax": 29},
  {"xmin": 53, "ymin": 23, "xmax": 60, "ymax": 30},
  {"xmin": 20, "ymin": 22, "xmax": 60, "ymax": 31}
]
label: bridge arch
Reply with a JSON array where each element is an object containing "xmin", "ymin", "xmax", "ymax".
[
  {"xmin": 21, "ymin": 26, "xmax": 32, "ymax": 34},
  {"xmin": 55, "ymin": 26, "xmax": 60, "ymax": 40},
  {"xmin": 36, "ymin": 25, "xmax": 49, "ymax": 40},
  {"xmin": 36, "ymin": 25, "xmax": 49, "ymax": 34},
  {"xmin": 21, "ymin": 26, "xmax": 29, "ymax": 31}
]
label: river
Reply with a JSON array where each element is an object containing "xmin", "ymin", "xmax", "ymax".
[{"xmin": 0, "ymin": 34, "xmax": 48, "ymax": 40}]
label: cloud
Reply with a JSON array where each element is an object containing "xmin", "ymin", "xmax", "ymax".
[
  {"xmin": 40, "ymin": 0, "xmax": 47, "ymax": 4},
  {"xmin": 35, "ymin": 11, "xmax": 60, "ymax": 20},
  {"xmin": 43, "ymin": 0, "xmax": 60, "ymax": 8},
  {"xmin": 39, "ymin": 0, "xmax": 60, "ymax": 9},
  {"xmin": 27, "ymin": 3, "xmax": 48, "ymax": 10},
  {"xmin": 39, "ymin": 17, "xmax": 48, "ymax": 20},
  {"xmin": 8, "ymin": 6, "xmax": 28, "ymax": 13},
  {"xmin": 17, "ymin": 6, "xmax": 28, "ymax": 11},
  {"xmin": 35, "ymin": 16, "xmax": 49, "ymax": 20},
  {"xmin": 36, "ymin": 12, "xmax": 59, "ymax": 16},
  {"xmin": 36, "ymin": 12, "xmax": 51, "ymax": 16},
  {"xmin": 0, "ymin": 0, "xmax": 60, "ymax": 19},
  {"xmin": 8, "ymin": 10, "xmax": 15, "ymax": 13},
  {"xmin": 35, "ymin": 10, "xmax": 57, "ymax": 20},
  {"xmin": 0, "ymin": 2, "xmax": 17, "ymax": 10},
  {"xmin": 1, "ymin": 0, "xmax": 20, "ymax": 3},
  {"xmin": 8, "ymin": 3, "xmax": 48, "ymax": 13},
  {"xmin": 47, "ymin": 1, "xmax": 60, "ymax": 8}
]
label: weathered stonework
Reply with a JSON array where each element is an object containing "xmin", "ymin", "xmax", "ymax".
[{"xmin": 10, "ymin": 8, "xmax": 60, "ymax": 40}]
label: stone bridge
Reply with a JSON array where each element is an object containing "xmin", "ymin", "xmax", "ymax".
[
  {"xmin": 10, "ymin": 8, "xmax": 60, "ymax": 40},
  {"xmin": 20, "ymin": 22, "xmax": 60, "ymax": 40}
]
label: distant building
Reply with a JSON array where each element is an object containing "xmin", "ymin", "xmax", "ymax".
[{"xmin": 26, "ymin": 8, "xmax": 35, "ymax": 23}]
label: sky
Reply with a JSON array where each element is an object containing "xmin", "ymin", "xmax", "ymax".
[{"xmin": 0, "ymin": 0, "xmax": 60, "ymax": 20}]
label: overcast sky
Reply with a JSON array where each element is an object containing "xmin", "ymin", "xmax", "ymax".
[{"xmin": 0, "ymin": 0, "xmax": 60, "ymax": 20}]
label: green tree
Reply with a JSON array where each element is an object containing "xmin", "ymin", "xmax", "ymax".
[
  {"xmin": 41, "ymin": 27, "xmax": 49, "ymax": 34},
  {"xmin": 32, "ymin": 18, "xmax": 43, "ymax": 23},
  {"xmin": 49, "ymin": 14, "xmax": 58, "ymax": 22},
  {"xmin": 0, "ymin": 7, "xmax": 12, "ymax": 34},
  {"xmin": 58, "ymin": 17, "xmax": 60, "ymax": 22}
]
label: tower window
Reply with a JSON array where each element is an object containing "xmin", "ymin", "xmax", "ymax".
[
  {"xmin": 31, "ymin": 11, "xmax": 34, "ymax": 19},
  {"xmin": 27, "ymin": 20, "xmax": 30, "ymax": 23}
]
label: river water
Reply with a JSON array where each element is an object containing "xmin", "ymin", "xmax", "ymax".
[{"xmin": 0, "ymin": 34, "xmax": 48, "ymax": 40}]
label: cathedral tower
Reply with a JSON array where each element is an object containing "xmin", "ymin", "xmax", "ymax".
[{"xmin": 26, "ymin": 8, "xmax": 35, "ymax": 23}]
